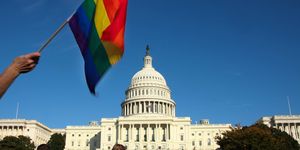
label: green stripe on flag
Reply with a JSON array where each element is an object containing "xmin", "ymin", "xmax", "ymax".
[
  {"xmin": 88, "ymin": 23, "xmax": 111, "ymax": 76},
  {"xmin": 82, "ymin": 0, "xmax": 96, "ymax": 21}
]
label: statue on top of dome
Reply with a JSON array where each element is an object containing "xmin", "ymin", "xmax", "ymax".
[{"xmin": 146, "ymin": 45, "xmax": 150, "ymax": 56}]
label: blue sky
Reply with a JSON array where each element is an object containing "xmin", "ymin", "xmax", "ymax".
[{"xmin": 0, "ymin": 0, "xmax": 299, "ymax": 128}]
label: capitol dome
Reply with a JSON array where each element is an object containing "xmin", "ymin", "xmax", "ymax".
[{"xmin": 121, "ymin": 46, "xmax": 176, "ymax": 117}]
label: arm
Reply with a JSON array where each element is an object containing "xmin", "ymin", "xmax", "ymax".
[{"xmin": 0, "ymin": 52, "xmax": 40, "ymax": 99}]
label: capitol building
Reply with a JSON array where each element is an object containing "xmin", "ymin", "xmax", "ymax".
[
  {"xmin": 64, "ymin": 47, "xmax": 232, "ymax": 150},
  {"xmin": 1, "ymin": 47, "xmax": 299, "ymax": 150}
]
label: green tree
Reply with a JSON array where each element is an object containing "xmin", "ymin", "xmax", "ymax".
[
  {"xmin": 47, "ymin": 133, "xmax": 65, "ymax": 150},
  {"xmin": 216, "ymin": 123, "xmax": 300, "ymax": 150},
  {"xmin": 0, "ymin": 135, "xmax": 35, "ymax": 150}
]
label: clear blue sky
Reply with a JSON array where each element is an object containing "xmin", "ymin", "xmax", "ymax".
[{"xmin": 0, "ymin": 0, "xmax": 300, "ymax": 128}]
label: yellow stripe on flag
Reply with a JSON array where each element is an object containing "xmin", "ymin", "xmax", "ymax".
[{"xmin": 94, "ymin": 0, "xmax": 111, "ymax": 38}]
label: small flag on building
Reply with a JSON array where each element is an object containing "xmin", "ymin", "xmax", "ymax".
[{"xmin": 69, "ymin": 0, "xmax": 128, "ymax": 94}]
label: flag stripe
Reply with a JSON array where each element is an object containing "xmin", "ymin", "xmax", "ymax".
[
  {"xmin": 94, "ymin": 0, "xmax": 111, "ymax": 38},
  {"xmin": 82, "ymin": 0, "xmax": 96, "ymax": 21},
  {"xmin": 88, "ymin": 23, "xmax": 111, "ymax": 76},
  {"xmin": 84, "ymin": 47, "xmax": 101, "ymax": 93}
]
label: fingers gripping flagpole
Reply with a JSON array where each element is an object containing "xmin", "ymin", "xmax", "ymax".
[{"xmin": 37, "ymin": 16, "xmax": 72, "ymax": 53}]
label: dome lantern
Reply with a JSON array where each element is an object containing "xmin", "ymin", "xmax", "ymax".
[{"xmin": 144, "ymin": 45, "xmax": 152, "ymax": 68}]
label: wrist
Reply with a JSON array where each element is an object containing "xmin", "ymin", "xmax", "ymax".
[{"xmin": 8, "ymin": 63, "xmax": 21, "ymax": 77}]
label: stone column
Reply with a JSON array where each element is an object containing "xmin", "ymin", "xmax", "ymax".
[
  {"xmin": 130, "ymin": 124, "xmax": 133, "ymax": 141},
  {"xmin": 139, "ymin": 102, "xmax": 141, "ymax": 113},
  {"xmin": 288, "ymin": 123, "xmax": 291, "ymax": 135},
  {"xmin": 296, "ymin": 124, "xmax": 300, "ymax": 139},
  {"xmin": 117, "ymin": 124, "xmax": 120, "ymax": 141},
  {"xmin": 138, "ymin": 124, "xmax": 141, "ymax": 142},
  {"xmin": 124, "ymin": 105, "xmax": 126, "ymax": 116},
  {"xmin": 166, "ymin": 124, "xmax": 169, "ymax": 141},
  {"xmin": 158, "ymin": 102, "xmax": 160, "ymax": 113},
  {"xmin": 173, "ymin": 105, "xmax": 175, "ymax": 116},
  {"xmin": 134, "ymin": 103, "xmax": 137, "ymax": 114},
  {"xmin": 158, "ymin": 124, "xmax": 161, "ymax": 142}
]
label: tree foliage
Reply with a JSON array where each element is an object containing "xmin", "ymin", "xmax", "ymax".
[
  {"xmin": 0, "ymin": 135, "xmax": 35, "ymax": 150},
  {"xmin": 47, "ymin": 133, "xmax": 65, "ymax": 150},
  {"xmin": 216, "ymin": 123, "xmax": 300, "ymax": 150}
]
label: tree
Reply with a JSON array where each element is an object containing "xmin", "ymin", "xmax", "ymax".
[
  {"xmin": 47, "ymin": 133, "xmax": 65, "ymax": 150},
  {"xmin": 216, "ymin": 123, "xmax": 300, "ymax": 150},
  {"xmin": 0, "ymin": 135, "xmax": 35, "ymax": 150}
]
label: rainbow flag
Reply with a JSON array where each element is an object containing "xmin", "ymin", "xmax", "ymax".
[{"xmin": 69, "ymin": 0, "xmax": 128, "ymax": 94}]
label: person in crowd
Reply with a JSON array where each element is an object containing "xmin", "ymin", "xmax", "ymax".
[
  {"xmin": 112, "ymin": 143, "xmax": 126, "ymax": 150},
  {"xmin": 37, "ymin": 144, "xmax": 50, "ymax": 150}
]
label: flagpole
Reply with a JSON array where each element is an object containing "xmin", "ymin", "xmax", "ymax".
[{"xmin": 37, "ymin": 19, "xmax": 69, "ymax": 53}]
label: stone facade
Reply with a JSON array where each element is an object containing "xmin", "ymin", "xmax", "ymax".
[
  {"xmin": 258, "ymin": 115, "xmax": 300, "ymax": 144},
  {"xmin": 0, "ymin": 119, "xmax": 52, "ymax": 147}
]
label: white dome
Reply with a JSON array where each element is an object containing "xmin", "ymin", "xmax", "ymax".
[
  {"xmin": 131, "ymin": 67, "xmax": 167, "ymax": 87},
  {"xmin": 121, "ymin": 46, "xmax": 176, "ymax": 117}
]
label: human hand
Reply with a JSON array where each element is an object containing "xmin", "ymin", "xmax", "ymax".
[{"xmin": 11, "ymin": 52, "xmax": 41, "ymax": 74}]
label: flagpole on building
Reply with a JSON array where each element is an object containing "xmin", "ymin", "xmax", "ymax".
[
  {"xmin": 287, "ymin": 96, "xmax": 292, "ymax": 116},
  {"xmin": 16, "ymin": 102, "xmax": 19, "ymax": 119}
]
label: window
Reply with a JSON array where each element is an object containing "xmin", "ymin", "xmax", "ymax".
[
  {"xmin": 78, "ymin": 141, "xmax": 81, "ymax": 146},
  {"xmin": 192, "ymin": 133, "xmax": 194, "ymax": 136},
  {"xmin": 180, "ymin": 127, "xmax": 183, "ymax": 130},
  {"xmin": 208, "ymin": 138, "xmax": 211, "ymax": 146},
  {"xmin": 79, "ymin": 134, "xmax": 81, "ymax": 137},
  {"xmin": 180, "ymin": 135, "xmax": 184, "ymax": 141},
  {"xmin": 192, "ymin": 141, "xmax": 195, "ymax": 146},
  {"xmin": 72, "ymin": 134, "xmax": 74, "ymax": 137},
  {"xmin": 108, "ymin": 135, "xmax": 111, "ymax": 141},
  {"xmin": 108, "ymin": 127, "xmax": 111, "ymax": 130},
  {"xmin": 86, "ymin": 139, "xmax": 89, "ymax": 146},
  {"xmin": 71, "ymin": 141, "xmax": 74, "ymax": 146},
  {"xmin": 199, "ymin": 141, "xmax": 202, "ymax": 146},
  {"xmin": 198, "ymin": 133, "xmax": 201, "ymax": 136}
]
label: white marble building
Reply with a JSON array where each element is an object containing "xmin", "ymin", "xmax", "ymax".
[
  {"xmin": 258, "ymin": 115, "xmax": 300, "ymax": 144},
  {"xmin": 0, "ymin": 119, "xmax": 52, "ymax": 147},
  {"xmin": 64, "ymin": 47, "xmax": 232, "ymax": 150}
]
